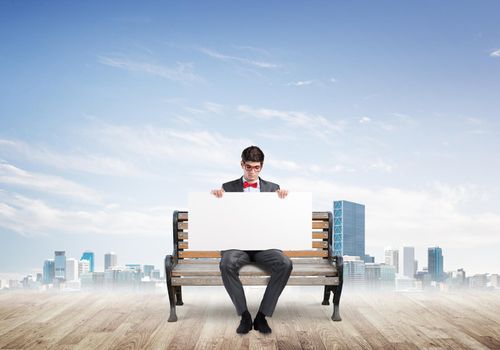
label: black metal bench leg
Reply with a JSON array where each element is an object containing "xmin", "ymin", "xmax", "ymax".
[
  {"xmin": 332, "ymin": 256, "xmax": 343, "ymax": 321},
  {"xmin": 175, "ymin": 286, "xmax": 184, "ymax": 306},
  {"xmin": 165, "ymin": 255, "xmax": 177, "ymax": 322},
  {"xmin": 322, "ymin": 285, "xmax": 331, "ymax": 305}
]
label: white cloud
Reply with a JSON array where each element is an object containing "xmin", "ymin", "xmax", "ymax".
[
  {"xmin": 0, "ymin": 162, "xmax": 101, "ymax": 203},
  {"xmin": 0, "ymin": 190, "xmax": 172, "ymax": 237},
  {"xmin": 281, "ymin": 177, "xmax": 500, "ymax": 250},
  {"xmin": 203, "ymin": 102, "xmax": 225, "ymax": 114},
  {"xmin": 98, "ymin": 56, "xmax": 204, "ymax": 83},
  {"xmin": 0, "ymin": 138, "xmax": 146, "ymax": 177},
  {"xmin": 237, "ymin": 105, "xmax": 344, "ymax": 139},
  {"xmin": 266, "ymin": 159, "xmax": 301, "ymax": 171},
  {"xmin": 287, "ymin": 80, "xmax": 315, "ymax": 87},
  {"xmin": 199, "ymin": 47, "xmax": 280, "ymax": 69},
  {"xmin": 89, "ymin": 123, "xmax": 252, "ymax": 167},
  {"xmin": 489, "ymin": 49, "xmax": 500, "ymax": 57},
  {"xmin": 359, "ymin": 116, "xmax": 371, "ymax": 124}
]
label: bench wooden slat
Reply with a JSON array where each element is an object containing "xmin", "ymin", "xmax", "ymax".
[
  {"xmin": 178, "ymin": 250, "xmax": 328, "ymax": 258},
  {"xmin": 178, "ymin": 232, "xmax": 329, "ymax": 240},
  {"xmin": 172, "ymin": 263, "xmax": 336, "ymax": 277},
  {"xmin": 177, "ymin": 221, "xmax": 329, "ymax": 230},
  {"xmin": 177, "ymin": 211, "xmax": 330, "ymax": 221},
  {"xmin": 179, "ymin": 241, "xmax": 328, "ymax": 250},
  {"xmin": 171, "ymin": 276, "xmax": 339, "ymax": 286},
  {"xmin": 177, "ymin": 258, "xmax": 331, "ymax": 264}
]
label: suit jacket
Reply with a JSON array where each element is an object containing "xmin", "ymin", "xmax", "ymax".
[{"xmin": 222, "ymin": 177, "xmax": 280, "ymax": 193}]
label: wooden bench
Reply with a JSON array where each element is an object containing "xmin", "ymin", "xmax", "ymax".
[{"xmin": 164, "ymin": 210, "xmax": 344, "ymax": 322}]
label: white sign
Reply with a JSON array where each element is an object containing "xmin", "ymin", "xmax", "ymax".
[{"xmin": 188, "ymin": 192, "xmax": 312, "ymax": 250}]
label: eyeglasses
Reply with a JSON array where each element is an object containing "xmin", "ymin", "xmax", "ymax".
[{"xmin": 243, "ymin": 163, "xmax": 262, "ymax": 172}]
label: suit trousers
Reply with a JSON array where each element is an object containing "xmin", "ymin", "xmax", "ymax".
[{"xmin": 219, "ymin": 249, "xmax": 293, "ymax": 317}]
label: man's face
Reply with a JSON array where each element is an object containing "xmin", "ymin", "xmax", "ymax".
[{"xmin": 241, "ymin": 161, "xmax": 262, "ymax": 182}]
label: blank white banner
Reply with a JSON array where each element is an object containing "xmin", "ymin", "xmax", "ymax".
[{"xmin": 188, "ymin": 192, "xmax": 312, "ymax": 251}]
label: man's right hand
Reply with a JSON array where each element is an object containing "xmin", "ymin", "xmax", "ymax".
[{"xmin": 211, "ymin": 189, "xmax": 225, "ymax": 198}]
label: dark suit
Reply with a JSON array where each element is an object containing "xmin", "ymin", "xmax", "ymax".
[{"xmin": 219, "ymin": 177, "xmax": 293, "ymax": 316}]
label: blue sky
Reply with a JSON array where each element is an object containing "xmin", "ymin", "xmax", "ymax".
[{"xmin": 1, "ymin": 1, "xmax": 499, "ymax": 278}]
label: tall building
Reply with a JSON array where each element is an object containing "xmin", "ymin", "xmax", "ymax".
[
  {"xmin": 402, "ymin": 247, "xmax": 415, "ymax": 278},
  {"xmin": 143, "ymin": 265, "xmax": 155, "ymax": 278},
  {"xmin": 81, "ymin": 251, "xmax": 95, "ymax": 272},
  {"xmin": 333, "ymin": 200, "xmax": 365, "ymax": 259},
  {"xmin": 79, "ymin": 259, "xmax": 90, "ymax": 278},
  {"xmin": 66, "ymin": 258, "xmax": 78, "ymax": 282},
  {"xmin": 54, "ymin": 251, "xmax": 66, "ymax": 281},
  {"xmin": 104, "ymin": 252, "xmax": 117, "ymax": 271},
  {"xmin": 428, "ymin": 246, "xmax": 444, "ymax": 282},
  {"xmin": 384, "ymin": 247, "xmax": 399, "ymax": 274},
  {"xmin": 343, "ymin": 256, "xmax": 365, "ymax": 288},
  {"xmin": 43, "ymin": 259, "xmax": 55, "ymax": 284}
]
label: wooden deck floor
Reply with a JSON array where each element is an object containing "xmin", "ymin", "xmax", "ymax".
[{"xmin": 0, "ymin": 287, "xmax": 499, "ymax": 349}]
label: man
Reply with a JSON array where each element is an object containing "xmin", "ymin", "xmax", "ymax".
[{"xmin": 211, "ymin": 146, "xmax": 292, "ymax": 334}]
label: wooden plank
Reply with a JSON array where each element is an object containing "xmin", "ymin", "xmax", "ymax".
[
  {"xmin": 178, "ymin": 231, "xmax": 328, "ymax": 240},
  {"xmin": 178, "ymin": 257, "xmax": 331, "ymax": 264},
  {"xmin": 312, "ymin": 241, "xmax": 328, "ymax": 249},
  {"xmin": 180, "ymin": 242, "xmax": 326, "ymax": 250},
  {"xmin": 179, "ymin": 250, "xmax": 328, "ymax": 258},
  {"xmin": 177, "ymin": 211, "xmax": 330, "ymax": 221},
  {"xmin": 312, "ymin": 232, "xmax": 328, "ymax": 239},
  {"xmin": 171, "ymin": 276, "xmax": 339, "ymax": 286},
  {"xmin": 172, "ymin": 263, "xmax": 337, "ymax": 277},
  {"xmin": 178, "ymin": 221, "xmax": 329, "ymax": 230}
]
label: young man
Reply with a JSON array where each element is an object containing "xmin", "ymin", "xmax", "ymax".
[{"xmin": 211, "ymin": 146, "xmax": 292, "ymax": 334}]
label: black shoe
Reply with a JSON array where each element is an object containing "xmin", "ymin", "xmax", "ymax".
[
  {"xmin": 253, "ymin": 311, "xmax": 272, "ymax": 333},
  {"xmin": 236, "ymin": 310, "xmax": 252, "ymax": 334}
]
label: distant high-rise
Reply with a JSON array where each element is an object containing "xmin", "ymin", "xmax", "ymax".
[
  {"xmin": 78, "ymin": 259, "xmax": 90, "ymax": 278},
  {"xmin": 343, "ymin": 256, "xmax": 365, "ymax": 288},
  {"xmin": 143, "ymin": 265, "xmax": 155, "ymax": 278},
  {"xmin": 54, "ymin": 251, "xmax": 66, "ymax": 280},
  {"xmin": 66, "ymin": 258, "xmax": 78, "ymax": 282},
  {"xmin": 402, "ymin": 247, "xmax": 415, "ymax": 278},
  {"xmin": 43, "ymin": 259, "xmax": 55, "ymax": 284},
  {"xmin": 384, "ymin": 247, "xmax": 399, "ymax": 274},
  {"xmin": 104, "ymin": 252, "xmax": 117, "ymax": 271},
  {"xmin": 81, "ymin": 251, "xmax": 95, "ymax": 272},
  {"xmin": 333, "ymin": 200, "xmax": 365, "ymax": 259},
  {"xmin": 428, "ymin": 246, "xmax": 444, "ymax": 282}
]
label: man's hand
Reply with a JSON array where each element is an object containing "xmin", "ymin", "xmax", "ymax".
[
  {"xmin": 276, "ymin": 189, "xmax": 288, "ymax": 199},
  {"xmin": 211, "ymin": 188, "xmax": 225, "ymax": 198}
]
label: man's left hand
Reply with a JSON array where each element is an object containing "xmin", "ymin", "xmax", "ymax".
[{"xmin": 276, "ymin": 189, "xmax": 288, "ymax": 199}]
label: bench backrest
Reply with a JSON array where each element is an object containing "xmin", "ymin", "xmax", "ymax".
[{"xmin": 172, "ymin": 211, "xmax": 333, "ymax": 260}]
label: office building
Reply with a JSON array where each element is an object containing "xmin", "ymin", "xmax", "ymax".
[
  {"xmin": 428, "ymin": 246, "xmax": 444, "ymax": 282},
  {"xmin": 384, "ymin": 247, "xmax": 399, "ymax": 274},
  {"xmin": 54, "ymin": 251, "xmax": 66, "ymax": 281},
  {"xmin": 402, "ymin": 247, "xmax": 415, "ymax": 278},
  {"xmin": 66, "ymin": 258, "xmax": 78, "ymax": 282},
  {"xmin": 81, "ymin": 251, "xmax": 95, "ymax": 272},
  {"xmin": 43, "ymin": 259, "xmax": 55, "ymax": 284},
  {"xmin": 104, "ymin": 252, "xmax": 117, "ymax": 271},
  {"xmin": 79, "ymin": 259, "xmax": 90, "ymax": 278},
  {"xmin": 343, "ymin": 256, "xmax": 365, "ymax": 288},
  {"xmin": 333, "ymin": 200, "xmax": 365, "ymax": 259},
  {"xmin": 143, "ymin": 265, "xmax": 155, "ymax": 278}
]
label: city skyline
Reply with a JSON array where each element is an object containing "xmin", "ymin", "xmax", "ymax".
[{"xmin": 1, "ymin": 1, "xmax": 500, "ymax": 277}]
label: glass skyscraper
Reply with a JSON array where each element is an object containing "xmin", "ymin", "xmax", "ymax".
[
  {"xmin": 428, "ymin": 246, "xmax": 444, "ymax": 282},
  {"xmin": 43, "ymin": 259, "xmax": 55, "ymax": 284},
  {"xmin": 333, "ymin": 200, "xmax": 365, "ymax": 259},
  {"xmin": 54, "ymin": 251, "xmax": 66, "ymax": 280},
  {"xmin": 81, "ymin": 251, "xmax": 95, "ymax": 272}
]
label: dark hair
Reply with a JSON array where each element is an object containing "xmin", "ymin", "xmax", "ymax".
[{"xmin": 241, "ymin": 146, "xmax": 264, "ymax": 164}]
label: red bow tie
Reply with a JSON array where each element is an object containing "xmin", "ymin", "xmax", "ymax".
[{"xmin": 243, "ymin": 181, "xmax": 258, "ymax": 188}]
